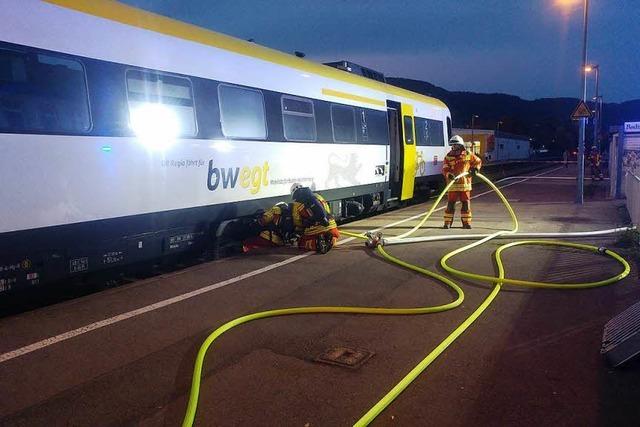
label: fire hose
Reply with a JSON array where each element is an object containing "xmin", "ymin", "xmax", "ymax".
[{"xmin": 182, "ymin": 172, "xmax": 630, "ymax": 426}]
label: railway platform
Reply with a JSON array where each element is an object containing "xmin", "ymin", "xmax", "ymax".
[{"xmin": 1, "ymin": 165, "xmax": 638, "ymax": 427}]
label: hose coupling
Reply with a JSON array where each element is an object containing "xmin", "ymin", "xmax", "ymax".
[
  {"xmin": 597, "ymin": 247, "xmax": 608, "ymax": 254},
  {"xmin": 365, "ymin": 231, "xmax": 384, "ymax": 248}
]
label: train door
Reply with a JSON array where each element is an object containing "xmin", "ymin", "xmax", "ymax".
[
  {"xmin": 387, "ymin": 101, "xmax": 417, "ymax": 201},
  {"xmin": 400, "ymin": 103, "xmax": 417, "ymax": 200},
  {"xmin": 387, "ymin": 101, "xmax": 402, "ymax": 200}
]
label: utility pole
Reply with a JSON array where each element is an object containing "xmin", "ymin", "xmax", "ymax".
[
  {"xmin": 576, "ymin": 0, "xmax": 589, "ymax": 205},
  {"xmin": 471, "ymin": 114, "xmax": 478, "ymax": 154},
  {"xmin": 586, "ymin": 64, "xmax": 600, "ymax": 152},
  {"xmin": 593, "ymin": 66, "xmax": 600, "ymax": 152},
  {"xmin": 496, "ymin": 121, "xmax": 503, "ymax": 160}
]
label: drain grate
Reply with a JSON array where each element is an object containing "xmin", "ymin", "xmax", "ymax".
[{"xmin": 315, "ymin": 347, "xmax": 374, "ymax": 369}]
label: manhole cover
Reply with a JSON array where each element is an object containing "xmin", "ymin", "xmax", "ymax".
[{"xmin": 315, "ymin": 347, "xmax": 374, "ymax": 369}]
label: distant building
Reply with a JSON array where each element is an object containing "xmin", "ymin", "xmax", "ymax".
[{"xmin": 452, "ymin": 129, "xmax": 532, "ymax": 162}]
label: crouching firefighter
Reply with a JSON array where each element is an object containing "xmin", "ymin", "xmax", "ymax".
[
  {"xmin": 442, "ymin": 135, "xmax": 482, "ymax": 229},
  {"xmin": 241, "ymin": 202, "xmax": 296, "ymax": 251},
  {"xmin": 219, "ymin": 202, "xmax": 294, "ymax": 253},
  {"xmin": 290, "ymin": 183, "xmax": 340, "ymax": 254}
]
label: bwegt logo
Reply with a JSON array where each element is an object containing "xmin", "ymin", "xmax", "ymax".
[{"xmin": 207, "ymin": 160, "xmax": 270, "ymax": 195}]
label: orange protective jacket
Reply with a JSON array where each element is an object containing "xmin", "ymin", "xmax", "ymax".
[
  {"xmin": 255, "ymin": 204, "xmax": 287, "ymax": 245},
  {"xmin": 442, "ymin": 150, "xmax": 482, "ymax": 192}
]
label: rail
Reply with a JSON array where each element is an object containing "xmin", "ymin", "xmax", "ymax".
[{"xmin": 625, "ymin": 169, "xmax": 640, "ymax": 225}]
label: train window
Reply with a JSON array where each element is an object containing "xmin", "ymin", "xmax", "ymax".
[
  {"xmin": 403, "ymin": 116, "xmax": 414, "ymax": 145},
  {"xmin": 0, "ymin": 49, "xmax": 91, "ymax": 133},
  {"xmin": 357, "ymin": 109, "xmax": 388, "ymax": 145},
  {"xmin": 218, "ymin": 84, "xmax": 266, "ymax": 139},
  {"xmin": 415, "ymin": 117, "xmax": 445, "ymax": 146},
  {"xmin": 281, "ymin": 95, "xmax": 316, "ymax": 141},
  {"xmin": 331, "ymin": 104, "xmax": 355, "ymax": 143},
  {"xmin": 126, "ymin": 69, "xmax": 196, "ymax": 136}
]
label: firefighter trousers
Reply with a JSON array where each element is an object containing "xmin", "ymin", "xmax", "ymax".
[{"xmin": 444, "ymin": 191, "xmax": 471, "ymax": 226}]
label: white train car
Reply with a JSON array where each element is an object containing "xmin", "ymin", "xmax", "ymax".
[{"xmin": 0, "ymin": 0, "xmax": 451, "ymax": 292}]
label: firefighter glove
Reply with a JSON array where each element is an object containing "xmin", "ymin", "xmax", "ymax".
[{"xmin": 447, "ymin": 173, "xmax": 455, "ymax": 181}]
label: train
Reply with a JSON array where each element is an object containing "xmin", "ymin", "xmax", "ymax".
[{"xmin": 0, "ymin": 0, "xmax": 452, "ymax": 293}]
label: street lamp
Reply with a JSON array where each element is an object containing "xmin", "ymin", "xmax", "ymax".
[
  {"xmin": 471, "ymin": 114, "xmax": 479, "ymax": 154},
  {"xmin": 556, "ymin": 0, "xmax": 589, "ymax": 204},
  {"xmin": 496, "ymin": 121, "xmax": 503, "ymax": 161},
  {"xmin": 585, "ymin": 64, "xmax": 601, "ymax": 151}
]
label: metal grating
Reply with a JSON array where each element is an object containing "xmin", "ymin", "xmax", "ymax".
[
  {"xmin": 602, "ymin": 301, "xmax": 640, "ymax": 367},
  {"xmin": 315, "ymin": 347, "xmax": 374, "ymax": 369}
]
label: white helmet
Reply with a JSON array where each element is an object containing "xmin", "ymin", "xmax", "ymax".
[
  {"xmin": 449, "ymin": 135, "xmax": 465, "ymax": 147},
  {"xmin": 290, "ymin": 182, "xmax": 304, "ymax": 196}
]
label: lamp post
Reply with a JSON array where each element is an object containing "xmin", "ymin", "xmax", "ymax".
[
  {"xmin": 585, "ymin": 64, "xmax": 601, "ymax": 151},
  {"xmin": 471, "ymin": 114, "xmax": 479, "ymax": 154},
  {"xmin": 496, "ymin": 121, "xmax": 503, "ymax": 161},
  {"xmin": 577, "ymin": 0, "xmax": 589, "ymax": 204},
  {"xmin": 557, "ymin": 0, "xmax": 590, "ymax": 203}
]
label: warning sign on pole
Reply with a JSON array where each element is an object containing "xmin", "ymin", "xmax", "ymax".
[{"xmin": 571, "ymin": 101, "xmax": 593, "ymax": 120}]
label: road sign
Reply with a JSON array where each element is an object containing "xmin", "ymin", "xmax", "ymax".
[
  {"xmin": 571, "ymin": 101, "xmax": 593, "ymax": 120},
  {"xmin": 624, "ymin": 122, "xmax": 640, "ymax": 133}
]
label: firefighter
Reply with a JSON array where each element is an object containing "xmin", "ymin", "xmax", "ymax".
[
  {"xmin": 241, "ymin": 202, "xmax": 295, "ymax": 251},
  {"xmin": 290, "ymin": 183, "xmax": 340, "ymax": 254},
  {"xmin": 442, "ymin": 135, "xmax": 482, "ymax": 229},
  {"xmin": 589, "ymin": 146, "xmax": 603, "ymax": 180}
]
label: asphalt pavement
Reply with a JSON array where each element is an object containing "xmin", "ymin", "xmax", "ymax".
[{"xmin": 1, "ymin": 164, "xmax": 638, "ymax": 427}]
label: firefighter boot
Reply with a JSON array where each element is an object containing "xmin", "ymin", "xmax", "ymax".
[{"xmin": 316, "ymin": 234, "xmax": 329, "ymax": 254}]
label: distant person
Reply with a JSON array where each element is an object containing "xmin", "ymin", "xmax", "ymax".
[
  {"xmin": 442, "ymin": 135, "xmax": 482, "ymax": 229},
  {"xmin": 589, "ymin": 147, "xmax": 604, "ymax": 180},
  {"xmin": 563, "ymin": 149, "xmax": 569, "ymax": 168}
]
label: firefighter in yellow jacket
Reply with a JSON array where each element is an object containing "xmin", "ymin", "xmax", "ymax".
[
  {"xmin": 241, "ymin": 202, "xmax": 293, "ymax": 251},
  {"xmin": 290, "ymin": 183, "xmax": 340, "ymax": 253},
  {"xmin": 442, "ymin": 135, "xmax": 482, "ymax": 229}
]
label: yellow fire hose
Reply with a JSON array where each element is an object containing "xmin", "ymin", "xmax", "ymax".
[{"xmin": 182, "ymin": 172, "xmax": 630, "ymax": 427}]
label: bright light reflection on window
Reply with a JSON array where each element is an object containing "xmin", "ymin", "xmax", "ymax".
[{"xmin": 130, "ymin": 103, "xmax": 180, "ymax": 150}]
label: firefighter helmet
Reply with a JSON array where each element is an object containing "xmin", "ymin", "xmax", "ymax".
[
  {"xmin": 290, "ymin": 182, "xmax": 304, "ymax": 197},
  {"xmin": 448, "ymin": 135, "xmax": 465, "ymax": 147}
]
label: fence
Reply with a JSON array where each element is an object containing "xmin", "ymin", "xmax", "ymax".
[{"xmin": 626, "ymin": 170, "xmax": 640, "ymax": 225}]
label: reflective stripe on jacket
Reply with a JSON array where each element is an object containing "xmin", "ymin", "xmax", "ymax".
[
  {"xmin": 442, "ymin": 150, "xmax": 482, "ymax": 192},
  {"xmin": 292, "ymin": 194, "xmax": 339, "ymax": 237}
]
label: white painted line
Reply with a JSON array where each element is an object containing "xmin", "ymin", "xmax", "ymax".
[
  {"xmin": 0, "ymin": 254, "xmax": 312, "ymax": 363},
  {"xmin": 0, "ymin": 166, "xmax": 562, "ymax": 364}
]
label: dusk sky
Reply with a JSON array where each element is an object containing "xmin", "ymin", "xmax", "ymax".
[{"xmin": 120, "ymin": 0, "xmax": 639, "ymax": 103}]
